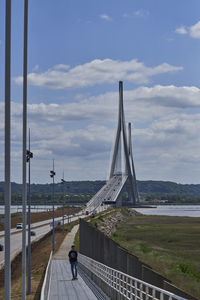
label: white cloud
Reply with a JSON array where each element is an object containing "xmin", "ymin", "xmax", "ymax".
[
  {"xmin": 54, "ymin": 64, "xmax": 70, "ymax": 70},
  {"xmin": 100, "ymin": 14, "xmax": 112, "ymax": 21},
  {"xmin": 1, "ymin": 84, "xmax": 200, "ymax": 183},
  {"xmin": 134, "ymin": 9, "xmax": 149, "ymax": 17},
  {"xmin": 123, "ymin": 9, "xmax": 149, "ymax": 18},
  {"xmin": 134, "ymin": 113, "xmax": 200, "ymax": 180},
  {"xmin": 126, "ymin": 85, "xmax": 200, "ymax": 108},
  {"xmin": 190, "ymin": 20, "xmax": 200, "ymax": 39},
  {"xmin": 9, "ymin": 85, "xmax": 200, "ymax": 126},
  {"xmin": 175, "ymin": 20, "xmax": 200, "ymax": 39},
  {"xmin": 175, "ymin": 26, "xmax": 187, "ymax": 35},
  {"xmin": 14, "ymin": 59, "xmax": 183, "ymax": 90}
]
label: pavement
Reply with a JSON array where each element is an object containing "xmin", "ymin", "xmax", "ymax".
[
  {"xmin": 53, "ymin": 224, "xmax": 79, "ymax": 260},
  {"xmin": 49, "ymin": 224, "xmax": 99, "ymax": 300},
  {"xmin": 48, "ymin": 260, "xmax": 98, "ymax": 300}
]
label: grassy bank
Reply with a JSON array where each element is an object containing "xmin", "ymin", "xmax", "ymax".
[{"xmin": 110, "ymin": 212, "xmax": 200, "ymax": 298}]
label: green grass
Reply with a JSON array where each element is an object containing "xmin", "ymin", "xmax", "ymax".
[
  {"xmin": 74, "ymin": 228, "xmax": 80, "ymax": 252},
  {"xmin": 110, "ymin": 214, "xmax": 200, "ymax": 299},
  {"xmin": 64, "ymin": 219, "xmax": 79, "ymax": 232},
  {"xmin": 97, "ymin": 215, "xmax": 104, "ymax": 222},
  {"xmin": 120, "ymin": 207, "xmax": 129, "ymax": 216}
]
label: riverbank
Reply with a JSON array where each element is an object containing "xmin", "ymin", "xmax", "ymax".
[{"xmin": 93, "ymin": 208, "xmax": 200, "ymax": 299}]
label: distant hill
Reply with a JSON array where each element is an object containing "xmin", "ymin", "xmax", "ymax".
[
  {"xmin": 137, "ymin": 180, "xmax": 200, "ymax": 198},
  {"xmin": 0, "ymin": 181, "xmax": 106, "ymax": 195},
  {"xmin": 0, "ymin": 180, "xmax": 200, "ymax": 197},
  {"xmin": 0, "ymin": 180, "xmax": 200, "ymax": 204}
]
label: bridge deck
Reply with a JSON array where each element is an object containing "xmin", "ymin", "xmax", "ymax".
[{"xmin": 49, "ymin": 259, "xmax": 98, "ymax": 300}]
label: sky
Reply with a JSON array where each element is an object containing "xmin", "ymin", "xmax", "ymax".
[{"xmin": 0, "ymin": 0, "xmax": 200, "ymax": 184}]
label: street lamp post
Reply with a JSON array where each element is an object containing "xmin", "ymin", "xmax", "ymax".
[
  {"xmin": 50, "ymin": 160, "xmax": 56, "ymax": 251},
  {"xmin": 67, "ymin": 196, "xmax": 70, "ymax": 224},
  {"xmin": 61, "ymin": 175, "xmax": 65, "ymax": 235},
  {"xmin": 26, "ymin": 129, "xmax": 33, "ymax": 295},
  {"xmin": 22, "ymin": 1, "xmax": 29, "ymax": 299},
  {"xmin": 64, "ymin": 194, "xmax": 70, "ymax": 225},
  {"xmin": 4, "ymin": 1, "xmax": 12, "ymax": 299}
]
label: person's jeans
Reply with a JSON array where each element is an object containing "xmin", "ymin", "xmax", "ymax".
[{"xmin": 71, "ymin": 261, "xmax": 77, "ymax": 279}]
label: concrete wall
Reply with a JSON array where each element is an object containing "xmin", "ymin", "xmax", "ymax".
[{"xmin": 79, "ymin": 219, "xmax": 197, "ymax": 300}]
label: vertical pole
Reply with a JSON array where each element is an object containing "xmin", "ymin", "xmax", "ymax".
[
  {"xmin": 68, "ymin": 197, "xmax": 70, "ymax": 225},
  {"xmin": 68, "ymin": 208, "xmax": 69, "ymax": 224},
  {"xmin": 52, "ymin": 159, "xmax": 55, "ymax": 251},
  {"xmin": 27, "ymin": 128, "xmax": 31, "ymax": 294},
  {"xmin": 62, "ymin": 172, "xmax": 64, "ymax": 235},
  {"xmin": 4, "ymin": 1, "xmax": 12, "ymax": 299},
  {"xmin": 62, "ymin": 201, "xmax": 64, "ymax": 234},
  {"xmin": 22, "ymin": 0, "xmax": 28, "ymax": 298}
]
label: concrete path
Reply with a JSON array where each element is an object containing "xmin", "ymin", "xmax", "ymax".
[
  {"xmin": 49, "ymin": 224, "xmax": 99, "ymax": 300},
  {"xmin": 53, "ymin": 224, "xmax": 79, "ymax": 260}
]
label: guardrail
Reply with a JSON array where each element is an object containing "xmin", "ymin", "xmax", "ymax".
[
  {"xmin": 79, "ymin": 253, "xmax": 186, "ymax": 300},
  {"xmin": 40, "ymin": 251, "xmax": 52, "ymax": 300}
]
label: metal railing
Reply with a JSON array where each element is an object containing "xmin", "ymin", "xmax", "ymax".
[
  {"xmin": 40, "ymin": 251, "xmax": 52, "ymax": 300},
  {"xmin": 79, "ymin": 253, "xmax": 186, "ymax": 300}
]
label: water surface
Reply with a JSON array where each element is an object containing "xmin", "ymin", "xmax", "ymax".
[{"xmin": 135, "ymin": 205, "xmax": 200, "ymax": 217}]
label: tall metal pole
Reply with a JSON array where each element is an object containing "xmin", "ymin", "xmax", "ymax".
[
  {"xmin": 4, "ymin": 1, "xmax": 12, "ymax": 299},
  {"xmin": 52, "ymin": 160, "xmax": 55, "ymax": 251},
  {"xmin": 68, "ymin": 196, "xmax": 70, "ymax": 225},
  {"xmin": 62, "ymin": 172, "xmax": 65, "ymax": 235},
  {"xmin": 27, "ymin": 128, "xmax": 31, "ymax": 294},
  {"xmin": 22, "ymin": 0, "xmax": 29, "ymax": 298}
]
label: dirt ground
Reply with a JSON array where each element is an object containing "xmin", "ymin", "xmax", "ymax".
[
  {"xmin": 0, "ymin": 206, "xmax": 80, "ymax": 231},
  {"xmin": 0, "ymin": 225, "xmax": 72, "ymax": 299}
]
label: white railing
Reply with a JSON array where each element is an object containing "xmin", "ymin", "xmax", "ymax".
[
  {"xmin": 79, "ymin": 253, "xmax": 186, "ymax": 300},
  {"xmin": 111, "ymin": 175, "xmax": 128, "ymax": 203},
  {"xmin": 40, "ymin": 251, "xmax": 52, "ymax": 300}
]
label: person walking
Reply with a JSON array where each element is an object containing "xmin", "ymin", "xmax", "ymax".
[{"xmin": 68, "ymin": 245, "xmax": 78, "ymax": 280}]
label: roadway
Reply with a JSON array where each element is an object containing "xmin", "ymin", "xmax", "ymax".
[
  {"xmin": 0, "ymin": 214, "xmax": 74, "ymax": 238},
  {"xmin": 85, "ymin": 174, "xmax": 126, "ymax": 212},
  {"xmin": 0, "ymin": 214, "xmax": 81, "ymax": 270}
]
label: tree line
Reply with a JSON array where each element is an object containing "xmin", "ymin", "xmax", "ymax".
[{"xmin": 0, "ymin": 180, "xmax": 200, "ymax": 204}]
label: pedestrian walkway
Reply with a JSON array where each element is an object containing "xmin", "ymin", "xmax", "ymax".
[
  {"xmin": 49, "ymin": 260, "xmax": 98, "ymax": 300},
  {"xmin": 48, "ymin": 224, "xmax": 99, "ymax": 300},
  {"xmin": 53, "ymin": 224, "xmax": 79, "ymax": 260}
]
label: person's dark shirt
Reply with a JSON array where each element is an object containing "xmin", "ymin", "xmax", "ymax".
[{"xmin": 68, "ymin": 250, "xmax": 78, "ymax": 263}]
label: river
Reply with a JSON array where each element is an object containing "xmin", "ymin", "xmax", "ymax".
[
  {"xmin": 0, "ymin": 205, "xmax": 62, "ymax": 214},
  {"xmin": 135, "ymin": 205, "xmax": 200, "ymax": 217}
]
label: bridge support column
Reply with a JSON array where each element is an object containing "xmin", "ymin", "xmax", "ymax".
[{"xmin": 109, "ymin": 81, "xmax": 138, "ymax": 207}]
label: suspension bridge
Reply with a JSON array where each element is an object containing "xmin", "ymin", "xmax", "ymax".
[
  {"xmin": 86, "ymin": 81, "xmax": 139, "ymax": 214},
  {"xmin": 40, "ymin": 82, "xmax": 191, "ymax": 300}
]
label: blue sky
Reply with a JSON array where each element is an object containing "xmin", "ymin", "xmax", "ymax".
[{"xmin": 0, "ymin": 0, "xmax": 200, "ymax": 184}]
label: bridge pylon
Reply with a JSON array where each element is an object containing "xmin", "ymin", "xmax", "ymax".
[{"xmin": 109, "ymin": 81, "xmax": 139, "ymax": 206}]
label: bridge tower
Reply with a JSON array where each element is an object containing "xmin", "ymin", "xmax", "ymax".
[{"xmin": 109, "ymin": 81, "xmax": 139, "ymax": 206}]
